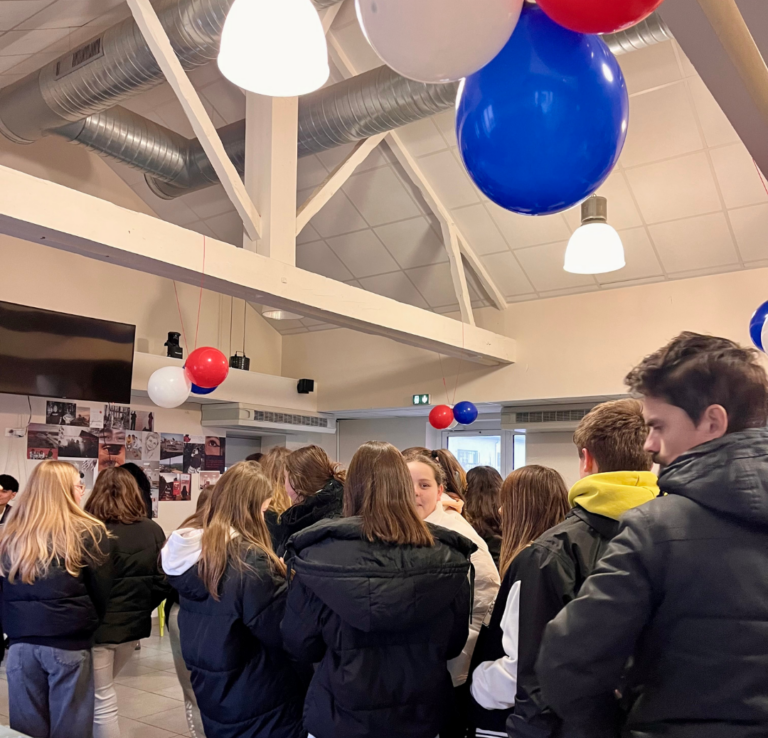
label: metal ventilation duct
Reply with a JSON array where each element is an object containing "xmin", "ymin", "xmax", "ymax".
[{"xmin": 0, "ymin": 2, "xmax": 671, "ymax": 199}]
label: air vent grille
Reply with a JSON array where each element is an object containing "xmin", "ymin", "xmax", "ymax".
[
  {"xmin": 251, "ymin": 410, "xmax": 329, "ymax": 428},
  {"xmin": 515, "ymin": 409, "xmax": 590, "ymax": 424}
]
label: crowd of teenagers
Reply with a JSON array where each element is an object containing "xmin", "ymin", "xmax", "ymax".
[{"xmin": 0, "ymin": 330, "xmax": 767, "ymax": 738}]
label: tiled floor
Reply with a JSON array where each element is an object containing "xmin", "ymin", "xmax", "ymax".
[{"xmin": 0, "ymin": 628, "xmax": 191, "ymax": 737}]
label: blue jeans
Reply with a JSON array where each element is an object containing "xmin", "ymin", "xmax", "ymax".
[{"xmin": 7, "ymin": 643, "xmax": 95, "ymax": 738}]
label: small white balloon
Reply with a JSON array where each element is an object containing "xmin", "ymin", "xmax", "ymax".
[
  {"xmin": 148, "ymin": 367, "xmax": 191, "ymax": 409},
  {"xmin": 761, "ymin": 317, "xmax": 768, "ymax": 355},
  {"xmin": 356, "ymin": 0, "xmax": 524, "ymax": 84}
]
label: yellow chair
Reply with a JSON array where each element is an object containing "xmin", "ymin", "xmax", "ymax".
[{"xmin": 157, "ymin": 600, "xmax": 166, "ymax": 637}]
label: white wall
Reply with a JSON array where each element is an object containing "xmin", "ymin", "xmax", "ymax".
[
  {"xmin": 525, "ymin": 432, "xmax": 580, "ymax": 490},
  {"xmin": 338, "ymin": 417, "xmax": 431, "ymax": 465}
]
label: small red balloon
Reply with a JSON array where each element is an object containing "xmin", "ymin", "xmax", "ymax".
[
  {"xmin": 429, "ymin": 405, "xmax": 454, "ymax": 430},
  {"xmin": 184, "ymin": 347, "xmax": 229, "ymax": 389},
  {"xmin": 537, "ymin": 0, "xmax": 665, "ymax": 34}
]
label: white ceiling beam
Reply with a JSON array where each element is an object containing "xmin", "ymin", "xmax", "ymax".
[
  {"xmin": 327, "ymin": 31, "xmax": 507, "ymax": 312},
  {"xmin": 320, "ymin": 2, "xmax": 343, "ymax": 34},
  {"xmin": 296, "ymin": 133, "xmax": 387, "ymax": 235},
  {"xmin": 441, "ymin": 222, "xmax": 475, "ymax": 325},
  {"xmin": 125, "ymin": 0, "xmax": 262, "ymax": 241},
  {"xmin": 243, "ymin": 92, "xmax": 299, "ymax": 264},
  {"xmin": 0, "ymin": 164, "xmax": 516, "ymax": 366}
]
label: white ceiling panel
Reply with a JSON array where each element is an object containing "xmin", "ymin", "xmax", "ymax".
[
  {"xmin": 199, "ymin": 81, "xmax": 245, "ymax": 125},
  {"xmin": 299, "ymin": 187, "xmax": 368, "ymax": 238},
  {"xmin": 616, "ymin": 39, "xmax": 682, "ymax": 96},
  {"xmin": 396, "ymin": 118, "xmax": 450, "ymax": 157},
  {"xmin": 297, "ymin": 240, "xmax": 354, "ymax": 281},
  {"xmin": 709, "ymin": 143, "xmax": 768, "ymax": 210},
  {"xmin": 297, "ymin": 155, "xmax": 330, "ymax": 190},
  {"xmin": 180, "ymin": 185, "xmax": 235, "ymax": 221},
  {"xmin": 595, "ymin": 227, "xmax": 664, "ymax": 284},
  {"xmin": 514, "ymin": 242, "xmax": 597, "ymax": 292},
  {"xmin": 342, "ymin": 166, "xmax": 421, "ymax": 226},
  {"xmin": 625, "ymin": 152, "xmax": 722, "ymax": 223},
  {"xmin": 729, "ymin": 204, "xmax": 768, "ymax": 264},
  {"xmin": 649, "ymin": 212, "xmax": 739, "ymax": 273},
  {"xmin": 326, "ymin": 230, "xmax": 400, "ymax": 278},
  {"xmin": 432, "ymin": 110, "xmax": 458, "ymax": 150},
  {"xmin": 687, "ymin": 76, "xmax": 740, "ymax": 149},
  {"xmin": 358, "ymin": 272, "xmax": 430, "ymax": 309},
  {"xmin": 373, "ymin": 216, "xmax": 447, "ymax": 270},
  {"xmin": 0, "ymin": 26, "xmax": 70, "ymax": 56},
  {"xmin": 487, "ymin": 201, "xmax": 571, "ymax": 249},
  {"xmin": 0, "ymin": 1, "xmax": 56, "ymax": 30},
  {"xmin": 296, "ymin": 222, "xmax": 322, "ymax": 245},
  {"xmin": 451, "ymin": 203, "xmax": 509, "ymax": 256},
  {"xmin": 205, "ymin": 211, "xmax": 243, "ymax": 246},
  {"xmin": 479, "ymin": 252, "xmax": 535, "ymax": 297},
  {"xmin": 406, "ymin": 262, "xmax": 466, "ymax": 308},
  {"xmin": 416, "ymin": 150, "xmax": 480, "ymax": 210},
  {"xmin": 16, "ymin": 0, "xmax": 125, "ymax": 30},
  {"xmin": 562, "ymin": 169, "xmax": 644, "ymax": 232}
]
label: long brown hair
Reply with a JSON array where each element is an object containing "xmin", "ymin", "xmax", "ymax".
[
  {"xmin": 344, "ymin": 441, "xmax": 433, "ymax": 547},
  {"xmin": 260, "ymin": 446, "xmax": 292, "ymax": 515},
  {"xmin": 0, "ymin": 460, "xmax": 107, "ymax": 584},
  {"xmin": 465, "ymin": 466, "xmax": 503, "ymax": 540},
  {"xmin": 180, "ymin": 461, "xmax": 284, "ymax": 600},
  {"xmin": 286, "ymin": 445, "xmax": 346, "ymax": 502},
  {"xmin": 499, "ymin": 465, "xmax": 569, "ymax": 576},
  {"xmin": 431, "ymin": 449, "xmax": 467, "ymax": 504},
  {"xmin": 86, "ymin": 467, "xmax": 148, "ymax": 525}
]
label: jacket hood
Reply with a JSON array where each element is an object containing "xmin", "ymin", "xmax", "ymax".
[
  {"xmin": 161, "ymin": 528, "xmax": 203, "ymax": 577},
  {"xmin": 286, "ymin": 517, "xmax": 476, "ymax": 633},
  {"xmin": 279, "ymin": 478, "xmax": 344, "ymax": 531},
  {"xmin": 569, "ymin": 471, "xmax": 659, "ymax": 521},
  {"xmin": 660, "ymin": 428, "xmax": 768, "ymax": 527}
]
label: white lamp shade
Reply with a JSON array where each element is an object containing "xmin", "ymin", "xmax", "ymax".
[
  {"xmin": 564, "ymin": 222, "xmax": 625, "ymax": 275},
  {"xmin": 218, "ymin": 0, "xmax": 329, "ymax": 97}
]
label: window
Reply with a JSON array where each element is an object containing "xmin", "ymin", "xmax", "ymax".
[{"xmin": 447, "ymin": 434, "xmax": 502, "ymax": 473}]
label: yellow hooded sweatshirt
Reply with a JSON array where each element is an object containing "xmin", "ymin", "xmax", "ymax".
[{"xmin": 568, "ymin": 471, "xmax": 659, "ymax": 520}]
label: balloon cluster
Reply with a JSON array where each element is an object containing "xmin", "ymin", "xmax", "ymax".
[
  {"xmin": 356, "ymin": 0, "xmax": 660, "ymax": 216},
  {"xmin": 147, "ymin": 347, "xmax": 230, "ymax": 409},
  {"xmin": 749, "ymin": 302, "xmax": 768, "ymax": 353},
  {"xmin": 429, "ymin": 401, "xmax": 479, "ymax": 430}
]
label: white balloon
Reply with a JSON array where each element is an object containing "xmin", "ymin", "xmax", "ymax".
[
  {"xmin": 356, "ymin": 0, "xmax": 524, "ymax": 84},
  {"xmin": 147, "ymin": 367, "xmax": 191, "ymax": 409},
  {"xmin": 761, "ymin": 318, "xmax": 768, "ymax": 354}
]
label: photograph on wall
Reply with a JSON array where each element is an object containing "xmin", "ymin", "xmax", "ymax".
[
  {"xmin": 64, "ymin": 459, "xmax": 97, "ymax": 490},
  {"xmin": 179, "ymin": 474, "xmax": 191, "ymax": 501},
  {"xmin": 27, "ymin": 424, "xmax": 60, "ymax": 460},
  {"xmin": 105, "ymin": 404, "xmax": 131, "ymax": 431},
  {"xmin": 74, "ymin": 406, "xmax": 91, "ymax": 427},
  {"xmin": 139, "ymin": 461, "xmax": 160, "ymax": 491},
  {"xmin": 199, "ymin": 471, "xmax": 220, "ymax": 491},
  {"xmin": 98, "ymin": 438, "xmax": 125, "ymax": 469},
  {"xmin": 203, "ymin": 436, "xmax": 226, "ymax": 472},
  {"xmin": 142, "ymin": 432, "xmax": 161, "ymax": 461},
  {"xmin": 131, "ymin": 411, "xmax": 154, "ymax": 432},
  {"xmin": 183, "ymin": 443, "xmax": 205, "ymax": 474},
  {"xmin": 125, "ymin": 433, "xmax": 143, "ymax": 462},
  {"xmin": 58, "ymin": 428, "xmax": 98, "ymax": 459},
  {"xmin": 184, "ymin": 434, "xmax": 204, "ymax": 444},
  {"xmin": 152, "ymin": 500, "xmax": 159, "ymax": 519},
  {"xmin": 160, "ymin": 433, "xmax": 184, "ymax": 471},
  {"xmin": 90, "ymin": 406, "xmax": 105, "ymax": 429},
  {"xmin": 159, "ymin": 473, "xmax": 178, "ymax": 501},
  {"xmin": 45, "ymin": 402, "xmax": 77, "ymax": 426}
]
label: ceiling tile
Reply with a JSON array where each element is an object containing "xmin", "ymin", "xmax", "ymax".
[
  {"xmin": 178, "ymin": 185, "xmax": 235, "ymax": 220},
  {"xmin": 187, "ymin": 220, "xmax": 216, "ymax": 239},
  {"xmin": 728, "ymin": 204, "xmax": 768, "ymax": 263},
  {"xmin": 0, "ymin": 27, "xmax": 71, "ymax": 56},
  {"xmin": 16, "ymin": 0, "xmax": 123, "ymax": 30},
  {"xmin": 149, "ymin": 195, "xmax": 200, "ymax": 227},
  {"xmin": 625, "ymin": 152, "xmax": 722, "ymax": 223},
  {"xmin": 617, "ymin": 40, "xmax": 682, "ymax": 96},
  {"xmin": 538, "ymin": 285, "xmax": 600, "ymax": 299},
  {"xmin": 332, "ymin": 22, "xmax": 384, "ymax": 74},
  {"xmin": 599, "ymin": 276, "xmax": 666, "ymax": 291},
  {"xmin": 406, "ymin": 262, "xmax": 465, "ymax": 308},
  {"xmin": 649, "ymin": 212, "xmax": 739, "ymax": 273},
  {"xmin": 396, "ymin": 118, "xmax": 449, "ymax": 157},
  {"xmin": 296, "ymin": 222, "xmax": 322, "ymax": 245},
  {"xmin": 687, "ymin": 77, "xmax": 740, "ymax": 149},
  {"xmin": 297, "ymin": 155, "xmax": 329, "ymax": 190},
  {"xmin": 710, "ymin": 144, "xmax": 768, "ymax": 210},
  {"xmin": 563, "ymin": 170, "xmax": 644, "ymax": 232},
  {"xmin": 306, "ymin": 323, "xmax": 338, "ymax": 332},
  {"xmin": 514, "ymin": 242, "xmax": 597, "ymax": 292},
  {"xmin": 299, "ymin": 187, "xmax": 368, "ymax": 237},
  {"xmin": 620, "ymin": 82, "xmax": 703, "ymax": 168},
  {"xmin": 486, "ymin": 201, "xmax": 571, "ymax": 249},
  {"xmin": 333, "ymin": 0, "xmax": 359, "ymax": 28},
  {"xmin": 315, "ymin": 141, "xmax": 390, "ymax": 173},
  {"xmin": 452, "ymin": 203, "xmax": 509, "ymax": 255},
  {"xmin": 479, "ymin": 252, "xmax": 536, "ymax": 297},
  {"xmin": 199, "ymin": 81, "xmax": 245, "ymax": 125},
  {"xmin": 373, "ymin": 216, "xmax": 447, "ymax": 269},
  {"xmin": 595, "ymin": 227, "xmax": 664, "ymax": 284},
  {"xmin": 296, "ymin": 241, "xmax": 354, "ymax": 281},
  {"xmin": 416, "ymin": 150, "xmax": 480, "ymax": 210},
  {"xmin": 155, "ymin": 99, "xmax": 195, "ymax": 137},
  {"xmin": 205, "ymin": 211, "xmax": 243, "ymax": 246},
  {"xmin": 0, "ymin": 53, "xmax": 31, "ymax": 73},
  {"xmin": 0, "ymin": 1, "xmax": 56, "ymax": 30},
  {"xmin": 665, "ymin": 264, "xmax": 741, "ymax": 280},
  {"xmin": 343, "ymin": 166, "xmax": 421, "ymax": 226},
  {"xmin": 267, "ymin": 318, "xmax": 305, "ymax": 331},
  {"xmin": 326, "ymin": 230, "xmax": 400, "ymax": 278},
  {"xmin": 433, "ymin": 110, "xmax": 458, "ymax": 149},
  {"xmin": 279, "ymin": 327, "xmax": 310, "ymax": 335},
  {"xmin": 0, "ymin": 50, "xmax": 57, "ymax": 74},
  {"xmin": 674, "ymin": 41, "xmax": 697, "ymax": 78},
  {"xmin": 358, "ymin": 272, "xmax": 430, "ymax": 308}
]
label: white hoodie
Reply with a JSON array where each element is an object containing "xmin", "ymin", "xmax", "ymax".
[{"xmin": 161, "ymin": 527, "xmax": 204, "ymax": 577}]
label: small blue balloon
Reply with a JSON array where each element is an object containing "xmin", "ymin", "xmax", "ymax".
[
  {"xmin": 453, "ymin": 401, "xmax": 479, "ymax": 426},
  {"xmin": 456, "ymin": 4, "xmax": 629, "ymax": 216},
  {"xmin": 191, "ymin": 383, "xmax": 216, "ymax": 396},
  {"xmin": 749, "ymin": 301, "xmax": 768, "ymax": 352}
]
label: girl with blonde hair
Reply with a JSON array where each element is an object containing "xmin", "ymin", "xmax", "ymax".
[
  {"xmin": 161, "ymin": 461, "xmax": 304, "ymax": 738},
  {"xmin": 0, "ymin": 460, "xmax": 112, "ymax": 738},
  {"xmin": 259, "ymin": 446, "xmax": 292, "ymax": 549}
]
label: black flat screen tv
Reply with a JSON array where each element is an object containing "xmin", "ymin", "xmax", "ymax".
[{"xmin": 0, "ymin": 301, "xmax": 135, "ymax": 403}]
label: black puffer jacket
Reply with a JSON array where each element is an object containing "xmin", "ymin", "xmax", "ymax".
[
  {"xmin": 166, "ymin": 541, "xmax": 305, "ymax": 738},
  {"xmin": 272, "ymin": 478, "xmax": 344, "ymax": 557},
  {"xmin": 1, "ymin": 531, "xmax": 113, "ymax": 650},
  {"xmin": 538, "ymin": 429, "xmax": 768, "ymax": 738},
  {"xmin": 95, "ymin": 519, "xmax": 169, "ymax": 645},
  {"xmin": 282, "ymin": 517, "xmax": 476, "ymax": 738}
]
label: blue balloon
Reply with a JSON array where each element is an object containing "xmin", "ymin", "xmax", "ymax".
[
  {"xmin": 456, "ymin": 4, "xmax": 629, "ymax": 216},
  {"xmin": 191, "ymin": 383, "xmax": 216, "ymax": 396},
  {"xmin": 453, "ymin": 401, "xmax": 479, "ymax": 426},
  {"xmin": 749, "ymin": 301, "xmax": 768, "ymax": 352}
]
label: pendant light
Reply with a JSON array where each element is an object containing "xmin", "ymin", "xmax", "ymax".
[
  {"xmin": 218, "ymin": 0, "xmax": 330, "ymax": 97},
  {"xmin": 262, "ymin": 306, "xmax": 303, "ymax": 321},
  {"xmin": 564, "ymin": 195, "xmax": 625, "ymax": 275}
]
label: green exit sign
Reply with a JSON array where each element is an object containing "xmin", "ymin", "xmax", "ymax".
[{"xmin": 413, "ymin": 394, "xmax": 431, "ymax": 406}]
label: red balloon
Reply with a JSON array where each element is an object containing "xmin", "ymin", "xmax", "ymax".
[
  {"xmin": 429, "ymin": 405, "xmax": 455, "ymax": 430},
  {"xmin": 184, "ymin": 347, "xmax": 229, "ymax": 389},
  {"xmin": 536, "ymin": 0, "xmax": 665, "ymax": 34}
]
